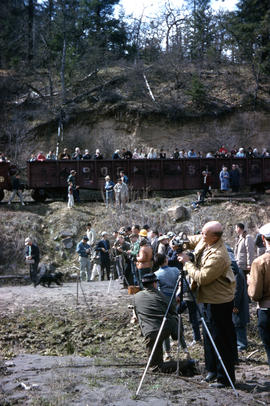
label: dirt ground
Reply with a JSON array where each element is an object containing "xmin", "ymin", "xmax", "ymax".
[{"xmin": 0, "ymin": 281, "xmax": 270, "ymax": 406}]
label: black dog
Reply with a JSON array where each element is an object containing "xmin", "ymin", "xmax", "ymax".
[{"xmin": 39, "ymin": 271, "xmax": 63, "ymax": 287}]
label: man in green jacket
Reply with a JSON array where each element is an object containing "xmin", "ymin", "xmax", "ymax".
[{"xmin": 178, "ymin": 221, "xmax": 237, "ymax": 388}]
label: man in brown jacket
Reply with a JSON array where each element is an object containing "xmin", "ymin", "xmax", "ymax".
[
  {"xmin": 248, "ymin": 223, "xmax": 270, "ymax": 367},
  {"xmin": 178, "ymin": 221, "xmax": 237, "ymax": 388},
  {"xmin": 136, "ymin": 237, "xmax": 153, "ymax": 288}
]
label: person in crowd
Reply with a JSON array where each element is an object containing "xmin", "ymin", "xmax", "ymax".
[
  {"xmin": 76, "ymin": 236, "xmax": 91, "ymax": 282},
  {"xmin": 236, "ymin": 148, "xmax": 245, "ymax": 158},
  {"xmin": 147, "ymin": 148, "xmax": 157, "ymax": 159},
  {"xmin": 246, "ymin": 147, "xmax": 254, "ymax": 158},
  {"xmin": 154, "ymin": 253, "xmax": 188, "ymax": 360},
  {"xmin": 120, "ymin": 170, "xmax": 128, "ymax": 184},
  {"xmin": 261, "ymin": 148, "xmax": 270, "ymax": 157},
  {"xmin": 36, "ymin": 151, "xmax": 46, "ymax": 161},
  {"xmin": 253, "ymin": 148, "xmax": 260, "ymax": 157},
  {"xmin": 201, "ymin": 170, "xmax": 212, "ymax": 199},
  {"xmin": 127, "ymin": 233, "xmax": 140, "ymax": 285},
  {"xmin": 188, "ymin": 149, "xmax": 197, "ymax": 158},
  {"xmin": 134, "ymin": 273, "xmax": 197, "ymax": 374},
  {"xmin": 179, "ymin": 150, "xmax": 186, "ymax": 158},
  {"xmin": 112, "ymin": 149, "xmax": 121, "ymax": 160},
  {"xmin": 93, "ymin": 149, "xmax": 103, "ymax": 160},
  {"xmin": 172, "ymin": 148, "xmax": 180, "ymax": 159},
  {"xmin": 231, "ymin": 146, "xmax": 237, "ymax": 157},
  {"xmin": 206, "ymin": 151, "xmax": 214, "ymax": 158},
  {"xmin": 159, "ymin": 148, "xmax": 166, "ymax": 159},
  {"xmin": 58, "ymin": 148, "xmax": 71, "ymax": 160},
  {"xmin": 25, "ymin": 237, "xmax": 40, "ymax": 287},
  {"xmin": 67, "ymin": 181, "xmax": 74, "ymax": 209},
  {"xmin": 8, "ymin": 173, "xmax": 25, "ymax": 206},
  {"xmin": 125, "ymin": 226, "xmax": 132, "ymax": 242},
  {"xmin": 230, "ymin": 164, "xmax": 240, "ymax": 193},
  {"xmin": 29, "ymin": 153, "xmax": 36, "ymax": 162},
  {"xmin": 67, "ymin": 169, "xmax": 80, "ymax": 203},
  {"xmin": 234, "ymin": 223, "xmax": 255, "ymax": 277},
  {"xmin": 132, "ymin": 224, "xmax": 141, "ymax": 236},
  {"xmin": 82, "ymin": 149, "xmax": 91, "ymax": 160},
  {"xmin": 138, "ymin": 148, "xmax": 146, "ymax": 158},
  {"xmin": 149, "ymin": 229, "xmax": 159, "ymax": 255},
  {"xmin": 132, "ymin": 148, "xmax": 140, "ymax": 159},
  {"xmin": 122, "ymin": 148, "xmax": 133, "ymax": 159},
  {"xmin": 90, "ymin": 247, "xmax": 101, "ymax": 281},
  {"xmin": 218, "ymin": 145, "xmax": 228, "ymax": 157},
  {"xmin": 72, "ymin": 147, "xmax": 82, "ymax": 160},
  {"xmin": 248, "ymin": 223, "xmax": 270, "ymax": 367},
  {"xmin": 112, "ymin": 234, "xmax": 130, "ymax": 284},
  {"xmin": 136, "ymin": 237, "xmax": 153, "ymax": 288},
  {"xmin": 86, "ymin": 223, "xmax": 96, "ymax": 249},
  {"xmin": 219, "ymin": 166, "xmax": 230, "ymax": 192},
  {"xmin": 104, "ymin": 175, "xmax": 115, "ymax": 208},
  {"xmin": 178, "ymin": 221, "xmax": 237, "ymax": 388},
  {"xmin": 226, "ymin": 245, "xmax": 250, "ymax": 352},
  {"xmin": 0, "ymin": 152, "xmax": 6, "ymax": 162},
  {"xmin": 114, "ymin": 178, "xmax": 128, "ymax": 210},
  {"xmin": 255, "ymin": 232, "xmax": 266, "ymax": 257},
  {"xmin": 96, "ymin": 232, "xmax": 111, "ymax": 281},
  {"xmin": 46, "ymin": 150, "xmax": 57, "ymax": 160},
  {"xmin": 157, "ymin": 235, "xmax": 170, "ymax": 256}
]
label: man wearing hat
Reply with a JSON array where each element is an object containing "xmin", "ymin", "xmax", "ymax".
[
  {"xmin": 157, "ymin": 235, "xmax": 170, "ymax": 255},
  {"xmin": 136, "ymin": 235, "xmax": 153, "ymax": 288},
  {"xmin": 67, "ymin": 170, "xmax": 80, "ymax": 203},
  {"xmin": 134, "ymin": 273, "xmax": 196, "ymax": 374},
  {"xmin": 25, "ymin": 237, "xmax": 40, "ymax": 286},
  {"xmin": 96, "ymin": 232, "xmax": 111, "ymax": 280},
  {"xmin": 248, "ymin": 223, "xmax": 270, "ymax": 367},
  {"xmin": 76, "ymin": 236, "xmax": 91, "ymax": 281}
]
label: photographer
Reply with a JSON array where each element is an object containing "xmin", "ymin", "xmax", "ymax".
[
  {"xmin": 127, "ymin": 233, "xmax": 140, "ymax": 285},
  {"xmin": 76, "ymin": 236, "xmax": 91, "ymax": 281},
  {"xmin": 112, "ymin": 234, "xmax": 130, "ymax": 283},
  {"xmin": 178, "ymin": 221, "xmax": 237, "ymax": 388}
]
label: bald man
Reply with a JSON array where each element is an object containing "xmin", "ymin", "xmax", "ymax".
[{"xmin": 178, "ymin": 221, "xmax": 237, "ymax": 388}]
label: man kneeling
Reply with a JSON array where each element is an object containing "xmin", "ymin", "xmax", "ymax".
[{"xmin": 134, "ymin": 273, "xmax": 197, "ymax": 375}]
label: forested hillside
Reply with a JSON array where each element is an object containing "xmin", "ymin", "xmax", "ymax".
[{"xmin": 0, "ymin": 0, "xmax": 270, "ymax": 163}]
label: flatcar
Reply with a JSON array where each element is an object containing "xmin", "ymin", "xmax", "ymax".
[{"xmin": 1, "ymin": 158, "xmax": 270, "ymax": 202}]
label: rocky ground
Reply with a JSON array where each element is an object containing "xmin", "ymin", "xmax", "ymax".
[{"xmin": 0, "ymin": 194, "xmax": 270, "ymax": 405}]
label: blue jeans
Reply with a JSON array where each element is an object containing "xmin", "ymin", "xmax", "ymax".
[
  {"xmin": 258, "ymin": 309, "xmax": 270, "ymax": 367},
  {"xmin": 106, "ymin": 190, "xmax": 114, "ymax": 207},
  {"xmin": 234, "ymin": 324, "xmax": 248, "ymax": 350}
]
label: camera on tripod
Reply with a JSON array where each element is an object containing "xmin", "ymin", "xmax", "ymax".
[{"xmin": 172, "ymin": 232, "xmax": 195, "ymax": 262}]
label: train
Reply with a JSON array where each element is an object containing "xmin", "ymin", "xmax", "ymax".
[{"xmin": 0, "ymin": 157, "xmax": 270, "ymax": 202}]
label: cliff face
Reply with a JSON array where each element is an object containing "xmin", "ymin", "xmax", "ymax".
[{"xmin": 1, "ymin": 65, "xmax": 270, "ymax": 163}]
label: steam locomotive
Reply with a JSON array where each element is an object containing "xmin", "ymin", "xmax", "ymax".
[{"xmin": 0, "ymin": 157, "xmax": 270, "ymax": 202}]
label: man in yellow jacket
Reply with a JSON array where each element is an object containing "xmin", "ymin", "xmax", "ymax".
[{"xmin": 178, "ymin": 221, "xmax": 237, "ymax": 388}]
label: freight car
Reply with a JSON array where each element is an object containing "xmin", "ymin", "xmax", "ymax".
[{"xmin": 1, "ymin": 158, "xmax": 270, "ymax": 202}]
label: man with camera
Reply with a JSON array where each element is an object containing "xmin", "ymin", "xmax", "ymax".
[
  {"xmin": 178, "ymin": 221, "xmax": 237, "ymax": 388},
  {"xmin": 76, "ymin": 236, "xmax": 91, "ymax": 281}
]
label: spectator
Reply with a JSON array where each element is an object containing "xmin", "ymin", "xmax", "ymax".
[
  {"xmin": 96, "ymin": 232, "xmax": 111, "ymax": 281},
  {"xmin": 147, "ymin": 148, "xmax": 157, "ymax": 159},
  {"xmin": 93, "ymin": 149, "xmax": 103, "ymax": 160},
  {"xmin": 112, "ymin": 149, "xmax": 121, "ymax": 160},
  {"xmin": 172, "ymin": 148, "xmax": 179, "ymax": 159},
  {"xmin": 8, "ymin": 173, "xmax": 25, "ymax": 206},
  {"xmin": 188, "ymin": 149, "xmax": 197, "ymax": 158},
  {"xmin": 122, "ymin": 148, "xmax": 133, "ymax": 159},
  {"xmin": 36, "ymin": 151, "xmax": 46, "ymax": 161},
  {"xmin": 138, "ymin": 148, "xmax": 146, "ymax": 158},
  {"xmin": 218, "ymin": 145, "xmax": 228, "ymax": 157},
  {"xmin": 0, "ymin": 152, "xmax": 6, "ymax": 162},
  {"xmin": 131, "ymin": 225, "xmax": 141, "ymax": 236},
  {"xmin": 114, "ymin": 178, "xmax": 128, "ymax": 210},
  {"xmin": 112, "ymin": 234, "xmax": 130, "ymax": 283},
  {"xmin": 159, "ymin": 149, "xmax": 166, "ymax": 159},
  {"xmin": 179, "ymin": 150, "xmax": 186, "ymax": 158},
  {"xmin": 104, "ymin": 175, "xmax": 114, "ymax": 208},
  {"xmin": 29, "ymin": 154, "xmax": 36, "ymax": 162},
  {"xmin": 246, "ymin": 147, "xmax": 254, "ymax": 158},
  {"xmin": 206, "ymin": 151, "xmax": 214, "ymax": 158},
  {"xmin": 127, "ymin": 233, "xmax": 140, "ymax": 285},
  {"xmin": 201, "ymin": 170, "xmax": 212, "ymax": 199},
  {"xmin": 231, "ymin": 146, "xmax": 237, "ymax": 157},
  {"xmin": 136, "ymin": 237, "xmax": 153, "ymax": 288},
  {"xmin": 132, "ymin": 148, "xmax": 140, "ymax": 159},
  {"xmin": 236, "ymin": 148, "xmax": 245, "ymax": 158},
  {"xmin": 46, "ymin": 150, "xmax": 57, "ymax": 160},
  {"xmin": 253, "ymin": 148, "xmax": 260, "ymax": 158},
  {"xmin": 120, "ymin": 170, "xmax": 128, "ymax": 184},
  {"xmin": 157, "ymin": 235, "xmax": 170, "ymax": 256},
  {"xmin": 72, "ymin": 147, "xmax": 82, "ymax": 160},
  {"xmin": 76, "ymin": 236, "xmax": 91, "ymax": 282},
  {"xmin": 234, "ymin": 223, "xmax": 255, "ymax": 277},
  {"xmin": 86, "ymin": 223, "xmax": 96, "ymax": 249},
  {"xmin": 25, "ymin": 237, "xmax": 40, "ymax": 287},
  {"xmin": 255, "ymin": 232, "xmax": 266, "ymax": 257},
  {"xmin": 58, "ymin": 148, "xmax": 70, "ymax": 160},
  {"xmin": 67, "ymin": 170, "xmax": 80, "ymax": 203},
  {"xmin": 219, "ymin": 166, "xmax": 230, "ymax": 191},
  {"xmin": 230, "ymin": 164, "xmax": 240, "ymax": 193},
  {"xmin": 149, "ymin": 230, "xmax": 159, "ymax": 255},
  {"xmin": 82, "ymin": 149, "xmax": 91, "ymax": 160},
  {"xmin": 248, "ymin": 223, "xmax": 270, "ymax": 367},
  {"xmin": 67, "ymin": 181, "xmax": 74, "ymax": 209}
]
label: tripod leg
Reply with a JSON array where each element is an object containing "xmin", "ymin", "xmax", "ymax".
[{"xmin": 176, "ymin": 314, "xmax": 181, "ymax": 376}]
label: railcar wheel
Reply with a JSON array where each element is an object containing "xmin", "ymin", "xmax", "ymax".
[
  {"xmin": 31, "ymin": 189, "xmax": 47, "ymax": 202},
  {"xmin": 0, "ymin": 189, "xmax": 4, "ymax": 201}
]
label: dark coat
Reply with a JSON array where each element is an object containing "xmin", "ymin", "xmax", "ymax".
[
  {"xmin": 231, "ymin": 260, "xmax": 250, "ymax": 326},
  {"xmin": 96, "ymin": 239, "xmax": 110, "ymax": 265},
  {"xmin": 230, "ymin": 169, "xmax": 240, "ymax": 187},
  {"xmin": 134, "ymin": 287, "xmax": 178, "ymax": 337},
  {"xmin": 25, "ymin": 243, "xmax": 40, "ymax": 264}
]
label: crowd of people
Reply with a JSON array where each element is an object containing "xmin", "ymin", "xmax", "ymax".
[{"xmin": 25, "ymin": 144, "xmax": 270, "ymax": 163}]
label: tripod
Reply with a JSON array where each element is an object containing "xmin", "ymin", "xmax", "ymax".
[
  {"xmin": 135, "ymin": 266, "xmax": 238, "ymax": 397},
  {"xmin": 72, "ymin": 266, "xmax": 92, "ymax": 311}
]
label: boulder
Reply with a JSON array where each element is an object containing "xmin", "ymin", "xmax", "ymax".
[
  {"xmin": 167, "ymin": 205, "xmax": 189, "ymax": 222},
  {"xmin": 59, "ymin": 229, "xmax": 75, "ymax": 238},
  {"xmin": 62, "ymin": 237, "xmax": 73, "ymax": 249}
]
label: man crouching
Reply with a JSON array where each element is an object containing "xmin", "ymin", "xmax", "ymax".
[{"xmin": 134, "ymin": 273, "xmax": 197, "ymax": 375}]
